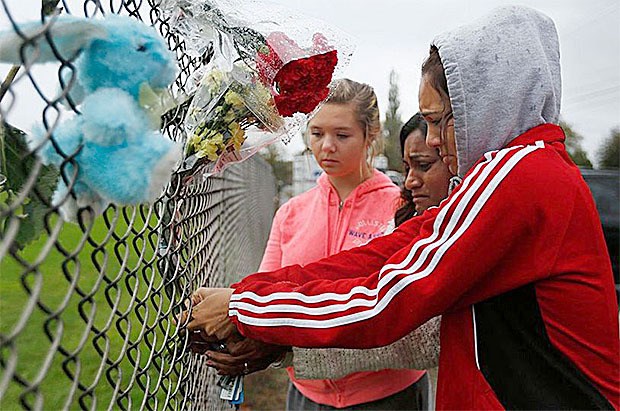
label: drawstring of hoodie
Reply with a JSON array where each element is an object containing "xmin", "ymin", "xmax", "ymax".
[
  {"xmin": 326, "ymin": 180, "xmax": 363, "ymax": 255},
  {"xmin": 325, "ymin": 188, "xmax": 333, "ymax": 257},
  {"xmin": 448, "ymin": 175, "xmax": 462, "ymax": 195},
  {"xmin": 322, "ymin": 171, "xmax": 381, "ymax": 254},
  {"xmin": 336, "ymin": 193, "xmax": 357, "ymax": 251}
]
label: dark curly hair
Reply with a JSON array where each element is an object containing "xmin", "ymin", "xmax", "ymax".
[
  {"xmin": 394, "ymin": 113, "xmax": 427, "ymax": 226},
  {"xmin": 421, "ymin": 46, "xmax": 450, "ymax": 110}
]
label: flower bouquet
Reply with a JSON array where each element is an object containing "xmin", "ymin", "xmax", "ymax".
[
  {"xmin": 162, "ymin": 0, "xmax": 355, "ymax": 180},
  {"xmin": 183, "ymin": 64, "xmax": 284, "ymax": 176}
]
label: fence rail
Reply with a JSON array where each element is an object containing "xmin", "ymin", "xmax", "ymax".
[{"xmin": 0, "ymin": 1, "xmax": 277, "ymax": 409}]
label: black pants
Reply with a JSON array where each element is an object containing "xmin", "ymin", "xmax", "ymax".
[{"xmin": 286, "ymin": 372, "xmax": 430, "ymax": 411}]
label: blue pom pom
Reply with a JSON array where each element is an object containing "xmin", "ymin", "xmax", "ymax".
[{"xmin": 81, "ymin": 89, "xmax": 148, "ymax": 145}]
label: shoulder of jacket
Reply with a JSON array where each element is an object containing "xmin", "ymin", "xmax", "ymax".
[
  {"xmin": 511, "ymin": 143, "xmax": 577, "ymax": 185},
  {"xmin": 478, "ymin": 143, "xmax": 581, "ymax": 210},
  {"xmin": 380, "ymin": 184, "xmax": 402, "ymax": 197},
  {"xmin": 277, "ymin": 186, "xmax": 322, "ymax": 216},
  {"xmin": 358, "ymin": 183, "xmax": 401, "ymax": 206}
]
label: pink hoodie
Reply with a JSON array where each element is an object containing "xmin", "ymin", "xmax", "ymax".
[{"xmin": 259, "ymin": 169, "xmax": 425, "ymax": 408}]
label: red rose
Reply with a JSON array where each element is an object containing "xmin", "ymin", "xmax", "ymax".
[{"xmin": 256, "ymin": 32, "xmax": 339, "ymax": 117}]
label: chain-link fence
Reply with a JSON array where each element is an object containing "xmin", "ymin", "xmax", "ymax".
[{"xmin": 0, "ymin": 0, "xmax": 278, "ymax": 409}]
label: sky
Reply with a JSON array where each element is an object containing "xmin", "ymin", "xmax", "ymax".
[
  {"xmin": 1, "ymin": 0, "xmax": 619, "ymax": 165},
  {"xmin": 269, "ymin": 0, "xmax": 620, "ymax": 164}
]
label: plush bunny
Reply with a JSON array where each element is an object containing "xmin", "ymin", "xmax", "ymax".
[{"xmin": 0, "ymin": 14, "xmax": 182, "ymax": 221}]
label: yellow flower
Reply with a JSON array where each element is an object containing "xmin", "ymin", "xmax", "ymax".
[
  {"xmin": 253, "ymin": 81, "xmax": 273, "ymax": 103},
  {"xmin": 224, "ymin": 90, "xmax": 244, "ymax": 109},
  {"xmin": 228, "ymin": 122, "xmax": 246, "ymax": 151},
  {"xmin": 188, "ymin": 133, "xmax": 203, "ymax": 151},
  {"xmin": 224, "ymin": 108, "xmax": 237, "ymax": 124},
  {"xmin": 197, "ymin": 133, "xmax": 225, "ymax": 161},
  {"xmin": 204, "ymin": 69, "xmax": 226, "ymax": 91}
]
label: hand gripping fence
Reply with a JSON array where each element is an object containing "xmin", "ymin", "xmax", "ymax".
[{"xmin": 0, "ymin": 1, "xmax": 277, "ymax": 409}]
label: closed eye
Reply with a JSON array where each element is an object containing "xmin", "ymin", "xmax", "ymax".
[
  {"xmin": 417, "ymin": 162, "xmax": 432, "ymax": 171},
  {"xmin": 412, "ymin": 160, "xmax": 438, "ymax": 172},
  {"xmin": 423, "ymin": 115, "xmax": 441, "ymax": 126}
]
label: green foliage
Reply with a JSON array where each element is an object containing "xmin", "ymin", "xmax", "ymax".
[
  {"xmin": 560, "ymin": 120, "xmax": 593, "ymax": 168},
  {"xmin": 41, "ymin": 0, "xmax": 61, "ymax": 16},
  {"xmin": 382, "ymin": 70, "xmax": 404, "ymax": 171},
  {"xmin": 597, "ymin": 127, "xmax": 619, "ymax": 169},
  {"xmin": 261, "ymin": 143, "xmax": 292, "ymax": 208},
  {"xmin": 262, "ymin": 143, "xmax": 292, "ymax": 186},
  {"xmin": 0, "ymin": 122, "xmax": 59, "ymax": 250}
]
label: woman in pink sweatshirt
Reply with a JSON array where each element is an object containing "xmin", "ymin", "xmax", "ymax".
[{"xmin": 260, "ymin": 79, "xmax": 429, "ymax": 410}]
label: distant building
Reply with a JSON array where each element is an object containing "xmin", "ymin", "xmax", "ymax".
[
  {"xmin": 373, "ymin": 154, "xmax": 389, "ymax": 172},
  {"xmin": 374, "ymin": 154, "xmax": 403, "ymax": 186},
  {"xmin": 385, "ymin": 170, "xmax": 404, "ymax": 187}
]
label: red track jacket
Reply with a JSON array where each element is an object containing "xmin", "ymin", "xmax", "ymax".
[{"xmin": 231, "ymin": 124, "xmax": 620, "ymax": 409}]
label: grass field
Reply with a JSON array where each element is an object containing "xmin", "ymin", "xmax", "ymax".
[{"xmin": 0, "ymin": 209, "xmax": 185, "ymax": 410}]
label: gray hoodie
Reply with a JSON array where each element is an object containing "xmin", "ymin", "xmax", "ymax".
[{"xmin": 433, "ymin": 5, "xmax": 562, "ymax": 177}]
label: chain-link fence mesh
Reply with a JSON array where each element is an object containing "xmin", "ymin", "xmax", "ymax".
[{"xmin": 0, "ymin": 0, "xmax": 278, "ymax": 409}]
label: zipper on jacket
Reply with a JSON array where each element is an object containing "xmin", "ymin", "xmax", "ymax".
[{"xmin": 331, "ymin": 198, "xmax": 349, "ymax": 255}]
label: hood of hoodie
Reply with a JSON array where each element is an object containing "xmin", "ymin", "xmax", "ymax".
[
  {"xmin": 316, "ymin": 168, "xmax": 397, "ymax": 198},
  {"xmin": 432, "ymin": 5, "xmax": 561, "ymax": 177}
]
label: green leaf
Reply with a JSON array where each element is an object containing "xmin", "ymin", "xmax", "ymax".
[
  {"xmin": 2, "ymin": 122, "xmax": 33, "ymax": 193},
  {"xmin": 0, "ymin": 122, "xmax": 59, "ymax": 250},
  {"xmin": 36, "ymin": 162, "xmax": 59, "ymax": 201},
  {"xmin": 13, "ymin": 198, "xmax": 49, "ymax": 249},
  {"xmin": 41, "ymin": 0, "xmax": 62, "ymax": 17}
]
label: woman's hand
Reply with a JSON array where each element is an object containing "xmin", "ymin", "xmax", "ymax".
[
  {"xmin": 206, "ymin": 335, "xmax": 290, "ymax": 376},
  {"xmin": 186, "ymin": 287, "xmax": 236, "ymax": 340}
]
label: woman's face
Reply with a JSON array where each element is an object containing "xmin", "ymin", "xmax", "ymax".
[
  {"xmin": 308, "ymin": 103, "xmax": 368, "ymax": 178},
  {"xmin": 403, "ymin": 130, "xmax": 452, "ymax": 213},
  {"xmin": 419, "ymin": 75, "xmax": 457, "ymax": 175}
]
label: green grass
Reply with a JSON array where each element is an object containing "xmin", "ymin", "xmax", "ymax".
[{"xmin": 1, "ymin": 208, "xmax": 183, "ymax": 410}]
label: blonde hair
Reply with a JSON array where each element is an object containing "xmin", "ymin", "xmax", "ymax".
[
  {"xmin": 327, "ymin": 78, "xmax": 383, "ymax": 166},
  {"xmin": 306, "ymin": 78, "xmax": 383, "ymax": 167}
]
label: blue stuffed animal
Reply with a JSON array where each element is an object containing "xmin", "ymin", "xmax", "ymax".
[{"xmin": 0, "ymin": 14, "xmax": 182, "ymax": 221}]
